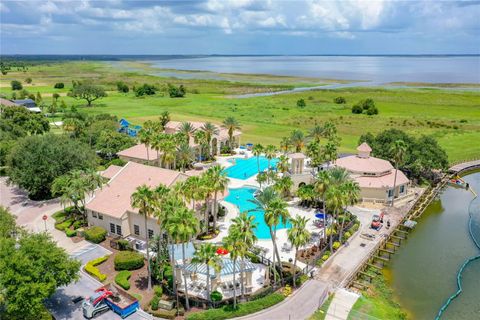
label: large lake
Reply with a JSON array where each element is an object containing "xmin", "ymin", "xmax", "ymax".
[{"xmin": 148, "ymin": 56, "xmax": 480, "ymax": 84}]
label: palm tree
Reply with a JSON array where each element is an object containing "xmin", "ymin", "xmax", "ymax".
[
  {"xmin": 138, "ymin": 128, "xmax": 152, "ymax": 162},
  {"xmin": 201, "ymin": 122, "xmax": 219, "ymax": 158},
  {"xmin": 264, "ymin": 145, "xmax": 277, "ymax": 171},
  {"xmin": 161, "ymin": 137, "xmax": 176, "ymax": 169},
  {"xmin": 165, "ymin": 206, "xmax": 199, "ymax": 310},
  {"xmin": 290, "ymin": 129, "xmax": 305, "ymax": 152},
  {"xmin": 207, "ymin": 165, "xmax": 229, "ymax": 232},
  {"xmin": 325, "ymin": 185, "xmax": 344, "ymax": 253},
  {"xmin": 267, "ymin": 197, "xmax": 290, "ymax": 281},
  {"xmin": 159, "ymin": 111, "xmax": 170, "ymax": 128},
  {"xmin": 131, "ymin": 185, "xmax": 156, "ymax": 290},
  {"xmin": 287, "ymin": 216, "xmax": 310, "ymax": 288},
  {"xmin": 191, "ymin": 243, "xmax": 222, "ymax": 306},
  {"xmin": 222, "ymin": 117, "xmax": 241, "ymax": 153},
  {"xmin": 322, "ymin": 121, "xmax": 337, "ymax": 140},
  {"xmin": 279, "ymin": 137, "xmax": 291, "ymax": 154},
  {"xmin": 194, "ymin": 130, "xmax": 208, "ymax": 161},
  {"xmin": 390, "ymin": 139, "xmax": 408, "ymax": 207},
  {"xmin": 273, "ymin": 176, "xmax": 293, "ymax": 199},
  {"xmin": 256, "ymin": 172, "xmax": 267, "ymax": 190},
  {"xmin": 179, "ymin": 122, "xmax": 196, "ymax": 144},
  {"xmin": 176, "ymin": 143, "xmax": 195, "ymax": 172},
  {"xmin": 252, "ymin": 144, "xmax": 264, "ymax": 174},
  {"xmin": 338, "ymin": 180, "xmax": 360, "ymax": 242},
  {"xmin": 200, "ymin": 172, "xmax": 213, "ymax": 234},
  {"xmin": 309, "ymin": 124, "xmax": 324, "ymax": 143},
  {"xmin": 314, "ymin": 170, "xmax": 330, "ymax": 242},
  {"xmin": 297, "ymin": 184, "xmax": 315, "ymax": 207},
  {"xmin": 150, "ymin": 132, "xmax": 164, "ymax": 167},
  {"xmin": 223, "ymin": 234, "xmax": 242, "ymax": 308},
  {"xmin": 277, "ymin": 155, "xmax": 289, "ymax": 174},
  {"xmin": 324, "ymin": 141, "xmax": 338, "ymax": 166},
  {"xmin": 228, "ymin": 212, "xmax": 257, "ymax": 300}
]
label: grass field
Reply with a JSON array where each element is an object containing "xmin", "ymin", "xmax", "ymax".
[{"xmin": 1, "ymin": 61, "xmax": 479, "ymax": 163}]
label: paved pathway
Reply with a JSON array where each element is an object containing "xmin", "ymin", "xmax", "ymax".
[
  {"xmin": 325, "ymin": 289, "xmax": 359, "ymax": 320},
  {"xmin": 0, "ymin": 177, "xmax": 90, "ymax": 253},
  {"xmin": 236, "ymin": 280, "xmax": 329, "ymax": 320}
]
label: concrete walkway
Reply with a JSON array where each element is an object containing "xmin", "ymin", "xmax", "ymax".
[
  {"xmin": 325, "ymin": 289, "xmax": 359, "ymax": 320},
  {"xmin": 237, "ymin": 280, "xmax": 329, "ymax": 320}
]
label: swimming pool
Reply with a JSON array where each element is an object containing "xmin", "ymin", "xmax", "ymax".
[
  {"xmin": 225, "ymin": 187, "xmax": 291, "ymax": 239},
  {"xmin": 224, "ymin": 156, "xmax": 279, "ymax": 180}
]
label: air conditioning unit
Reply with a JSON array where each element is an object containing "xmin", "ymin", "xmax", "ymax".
[{"xmin": 135, "ymin": 241, "xmax": 143, "ymax": 250}]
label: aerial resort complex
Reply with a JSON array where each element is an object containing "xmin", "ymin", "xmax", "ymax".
[{"xmin": 1, "ymin": 2, "xmax": 480, "ymax": 320}]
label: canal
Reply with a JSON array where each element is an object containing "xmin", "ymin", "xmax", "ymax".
[{"xmin": 385, "ymin": 172, "xmax": 480, "ymax": 319}]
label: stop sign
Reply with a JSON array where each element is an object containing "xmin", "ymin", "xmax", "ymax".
[{"xmin": 42, "ymin": 214, "xmax": 48, "ymax": 221}]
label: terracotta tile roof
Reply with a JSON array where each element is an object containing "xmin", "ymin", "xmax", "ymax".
[
  {"xmin": 353, "ymin": 169, "xmax": 409, "ymax": 189},
  {"xmin": 86, "ymin": 162, "xmax": 188, "ymax": 218},
  {"xmin": 0, "ymin": 98, "xmax": 19, "ymax": 107},
  {"xmin": 335, "ymin": 155, "xmax": 393, "ymax": 174},
  {"xmin": 117, "ymin": 143, "xmax": 159, "ymax": 161},
  {"xmin": 357, "ymin": 142, "xmax": 372, "ymax": 152},
  {"xmin": 100, "ymin": 165, "xmax": 123, "ymax": 179}
]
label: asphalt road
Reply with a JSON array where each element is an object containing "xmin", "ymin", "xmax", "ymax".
[{"xmin": 45, "ymin": 244, "xmax": 154, "ymax": 320}]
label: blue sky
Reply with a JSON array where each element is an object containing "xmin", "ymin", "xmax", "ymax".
[{"xmin": 1, "ymin": 0, "xmax": 479, "ymax": 55}]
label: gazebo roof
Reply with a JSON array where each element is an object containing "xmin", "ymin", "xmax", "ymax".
[
  {"xmin": 180, "ymin": 258, "xmax": 256, "ymax": 278},
  {"xmin": 357, "ymin": 142, "xmax": 372, "ymax": 152},
  {"xmin": 288, "ymin": 152, "xmax": 306, "ymax": 159}
]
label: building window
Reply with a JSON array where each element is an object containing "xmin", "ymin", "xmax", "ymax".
[
  {"xmin": 134, "ymin": 225, "xmax": 140, "ymax": 236},
  {"xmin": 148, "ymin": 229, "xmax": 154, "ymax": 239},
  {"xmin": 98, "ymin": 213, "xmax": 103, "ymax": 220},
  {"xmin": 116, "ymin": 225, "xmax": 122, "ymax": 236},
  {"xmin": 388, "ymin": 189, "xmax": 394, "ymax": 198},
  {"xmin": 110, "ymin": 223, "xmax": 115, "ymax": 234},
  {"xmin": 92, "ymin": 211, "xmax": 97, "ymax": 218},
  {"xmin": 400, "ymin": 185, "xmax": 405, "ymax": 194}
]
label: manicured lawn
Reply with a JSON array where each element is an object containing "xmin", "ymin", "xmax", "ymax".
[{"xmin": 1, "ymin": 61, "xmax": 479, "ymax": 163}]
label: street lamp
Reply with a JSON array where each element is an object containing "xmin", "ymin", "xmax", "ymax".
[{"xmin": 42, "ymin": 214, "xmax": 48, "ymax": 232}]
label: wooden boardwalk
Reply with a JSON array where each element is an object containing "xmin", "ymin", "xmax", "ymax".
[{"xmin": 449, "ymin": 159, "xmax": 480, "ymax": 173}]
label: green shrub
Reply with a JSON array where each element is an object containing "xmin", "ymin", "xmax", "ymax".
[
  {"xmin": 149, "ymin": 307, "xmax": 182, "ymax": 320},
  {"xmin": 185, "ymin": 293, "xmax": 285, "ymax": 320},
  {"xmin": 154, "ymin": 285, "xmax": 163, "ymax": 297},
  {"xmin": 117, "ymin": 239, "xmax": 131, "ymax": 251},
  {"xmin": 85, "ymin": 255, "xmax": 109, "ymax": 282},
  {"xmin": 352, "ymin": 104, "xmax": 363, "ymax": 114},
  {"xmin": 114, "ymin": 251, "xmax": 145, "ymax": 270},
  {"xmin": 135, "ymin": 83, "xmax": 157, "ymax": 97},
  {"xmin": 296, "ymin": 98, "xmax": 306, "ymax": 108},
  {"xmin": 334, "ymin": 96, "xmax": 346, "ymax": 104},
  {"xmin": 54, "ymin": 82, "xmax": 65, "ymax": 89},
  {"xmin": 246, "ymin": 251, "xmax": 260, "ymax": 263},
  {"xmin": 11, "ymin": 80, "xmax": 22, "ymax": 90},
  {"xmin": 366, "ymin": 105, "xmax": 379, "ymax": 115},
  {"xmin": 210, "ymin": 290, "xmax": 223, "ymax": 302},
  {"xmin": 52, "ymin": 210, "xmax": 67, "ymax": 223},
  {"xmin": 333, "ymin": 241, "xmax": 341, "ymax": 250},
  {"xmin": 84, "ymin": 226, "xmax": 107, "ymax": 244},
  {"xmin": 65, "ymin": 228, "xmax": 77, "ymax": 237},
  {"xmin": 344, "ymin": 231, "xmax": 352, "ymax": 239},
  {"xmin": 150, "ymin": 295, "xmax": 160, "ymax": 310},
  {"xmin": 295, "ymin": 274, "xmax": 309, "ymax": 286},
  {"xmin": 167, "ymin": 83, "xmax": 185, "ymax": 98},
  {"xmin": 321, "ymin": 254, "xmax": 330, "ymax": 261},
  {"xmin": 55, "ymin": 219, "xmax": 73, "ymax": 231},
  {"xmin": 72, "ymin": 220, "xmax": 84, "ymax": 230},
  {"xmin": 115, "ymin": 270, "xmax": 132, "ymax": 290}
]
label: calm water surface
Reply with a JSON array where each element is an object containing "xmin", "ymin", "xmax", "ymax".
[
  {"xmin": 148, "ymin": 56, "xmax": 480, "ymax": 83},
  {"xmin": 386, "ymin": 172, "xmax": 480, "ymax": 319}
]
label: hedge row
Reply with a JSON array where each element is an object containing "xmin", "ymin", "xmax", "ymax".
[
  {"xmin": 114, "ymin": 251, "xmax": 145, "ymax": 271},
  {"xmin": 185, "ymin": 293, "xmax": 285, "ymax": 320},
  {"xmin": 115, "ymin": 270, "xmax": 131, "ymax": 290},
  {"xmin": 65, "ymin": 228, "xmax": 77, "ymax": 237},
  {"xmin": 85, "ymin": 226, "xmax": 107, "ymax": 244},
  {"xmin": 149, "ymin": 307, "xmax": 184, "ymax": 320},
  {"xmin": 55, "ymin": 219, "xmax": 73, "ymax": 231},
  {"xmin": 85, "ymin": 255, "xmax": 109, "ymax": 282}
]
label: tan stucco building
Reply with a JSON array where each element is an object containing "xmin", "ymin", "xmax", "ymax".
[
  {"xmin": 86, "ymin": 162, "xmax": 190, "ymax": 241},
  {"xmin": 335, "ymin": 143, "xmax": 410, "ymax": 203}
]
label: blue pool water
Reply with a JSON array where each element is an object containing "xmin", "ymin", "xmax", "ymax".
[
  {"xmin": 224, "ymin": 156, "xmax": 279, "ymax": 180},
  {"xmin": 225, "ymin": 187, "xmax": 291, "ymax": 239}
]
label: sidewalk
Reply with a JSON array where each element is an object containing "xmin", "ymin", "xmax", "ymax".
[{"xmin": 325, "ymin": 288, "xmax": 359, "ymax": 320}]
